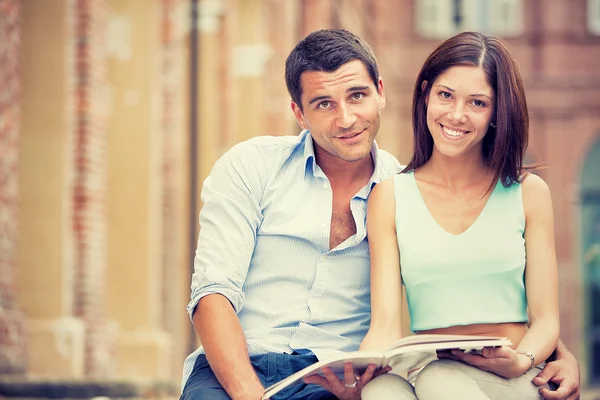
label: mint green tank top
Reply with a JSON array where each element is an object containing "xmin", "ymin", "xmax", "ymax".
[{"xmin": 393, "ymin": 171, "xmax": 529, "ymax": 332}]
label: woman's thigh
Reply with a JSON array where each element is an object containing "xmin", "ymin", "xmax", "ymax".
[
  {"xmin": 362, "ymin": 374, "xmax": 417, "ymax": 400},
  {"xmin": 415, "ymin": 359, "xmax": 545, "ymax": 400}
]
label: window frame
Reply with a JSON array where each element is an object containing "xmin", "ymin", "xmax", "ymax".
[{"xmin": 415, "ymin": 0, "xmax": 523, "ymax": 39}]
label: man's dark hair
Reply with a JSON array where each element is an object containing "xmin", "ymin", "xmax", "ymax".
[{"xmin": 285, "ymin": 29, "xmax": 379, "ymax": 111}]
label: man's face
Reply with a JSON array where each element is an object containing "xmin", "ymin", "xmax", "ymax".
[{"xmin": 291, "ymin": 60, "xmax": 386, "ymax": 164}]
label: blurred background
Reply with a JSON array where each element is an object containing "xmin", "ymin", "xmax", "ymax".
[{"xmin": 1, "ymin": 0, "xmax": 600, "ymax": 398}]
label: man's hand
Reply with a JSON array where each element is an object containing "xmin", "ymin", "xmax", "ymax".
[
  {"xmin": 438, "ymin": 346, "xmax": 531, "ymax": 378},
  {"xmin": 303, "ymin": 362, "xmax": 391, "ymax": 400},
  {"xmin": 533, "ymin": 353, "xmax": 580, "ymax": 400}
]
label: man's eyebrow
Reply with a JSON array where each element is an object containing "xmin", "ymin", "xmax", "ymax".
[
  {"xmin": 307, "ymin": 95, "xmax": 331, "ymax": 106},
  {"xmin": 307, "ymin": 86, "xmax": 373, "ymax": 106},
  {"xmin": 348, "ymin": 85, "xmax": 371, "ymax": 92}
]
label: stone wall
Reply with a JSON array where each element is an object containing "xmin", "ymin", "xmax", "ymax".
[{"xmin": 0, "ymin": 0, "xmax": 27, "ymax": 375}]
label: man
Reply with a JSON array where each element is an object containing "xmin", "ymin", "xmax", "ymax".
[{"xmin": 180, "ymin": 29, "xmax": 580, "ymax": 400}]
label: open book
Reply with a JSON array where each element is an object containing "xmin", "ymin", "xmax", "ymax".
[{"xmin": 262, "ymin": 334, "xmax": 512, "ymax": 399}]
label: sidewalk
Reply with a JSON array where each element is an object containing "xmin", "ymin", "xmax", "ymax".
[{"xmin": 0, "ymin": 375, "xmax": 179, "ymax": 400}]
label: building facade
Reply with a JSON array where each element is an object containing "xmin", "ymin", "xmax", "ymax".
[{"xmin": 1, "ymin": 0, "xmax": 599, "ymax": 392}]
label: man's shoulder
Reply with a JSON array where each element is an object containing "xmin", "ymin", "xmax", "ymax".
[
  {"xmin": 227, "ymin": 134, "xmax": 302, "ymax": 160},
  {"xmin": 214, "ymin": 134, "xmax": 304, "ymax": 181},
  {"xmin": 375, "ymin": 148, "xmax": 405, "ymax": 177}
]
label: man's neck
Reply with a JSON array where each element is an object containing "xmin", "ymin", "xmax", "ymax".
[{"xmin": 316, "ymin": 154, "xmax": 375, "ymax": 186}]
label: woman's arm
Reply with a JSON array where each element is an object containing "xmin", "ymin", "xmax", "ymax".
[
  {"xmin": 444, "ymin": 174, "xmax": 560, "ymax": 378},
  {"xmin": 517, "ymin": 173, "xmax": 560, "ymax": 368},
  {"xmin": 360, "ymin": 178, "xmax": 404, "ymax": 351}
]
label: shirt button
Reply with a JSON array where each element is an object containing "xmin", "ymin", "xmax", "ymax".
[{"xmin": 323, "ymin": 183, "xmax": 328, "ymax": 190}]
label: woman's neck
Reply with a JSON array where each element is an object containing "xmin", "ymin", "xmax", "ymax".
[{"xmin": 424, "ymin": 150, "xmax": 492, "ymax": 190}]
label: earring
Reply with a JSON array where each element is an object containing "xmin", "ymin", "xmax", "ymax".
[{"xmin": 490, "ymin": 122, "xmax": 497, "ymax": 128}]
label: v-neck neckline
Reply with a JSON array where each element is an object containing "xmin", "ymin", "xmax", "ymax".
[{"xmin": 409, "ymin": 171, "xmax": 500, "ymax": 237}]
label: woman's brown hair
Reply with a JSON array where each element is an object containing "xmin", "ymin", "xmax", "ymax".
[{"xmin": 404, "ymin": 31, "xmax": 529, "ymax": 188}]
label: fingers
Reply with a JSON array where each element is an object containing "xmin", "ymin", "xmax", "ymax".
[
  {"xmin": 358, "ymin": 364, "xmax": 378, "ymax": 387},
  {"xmin": 322, "ymin": 366, "xmax": 347, "ymax": 393},
  {"xmin": 481, "ymin": 346, "xmax": 512, "ymax": 359},
  {"xmin": 539, "ymin": 385, "xmax": 578, "ymax": 400},
  {"xmin": 533, "ymin": 362, "xmax": 560, "ymax": 386},
  {"xmin": 304, "ymin": 363, "xmax": 385, "ymax": 400},
  {"xmin": 344, "ymin": 362, "xmax": 357, "ymax": 387},
  {"xmin": 373, "ymin": 366, "xmax": 392, "ymax": 379},
  {"xmin": 304, "ymin": 373, "xmax": 332, "ymax": 392}
]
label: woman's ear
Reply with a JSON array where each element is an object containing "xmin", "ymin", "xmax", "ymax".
[{"xmin": 421, "ymin": 80, "xmax": 429, "ymax": 106}]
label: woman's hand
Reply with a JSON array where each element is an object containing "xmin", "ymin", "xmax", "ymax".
[
  {"xmin": 303, "ymin": 362, "xmax": 391, "ymax": 400},
  {"xmin": 438, "ymin": 346, "xmax": 532, "ymax": 378}
]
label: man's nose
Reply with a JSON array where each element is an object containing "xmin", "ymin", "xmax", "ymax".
[{"xmin": 336, "ymin": 104, "xmax": 358, "ymax": 129}]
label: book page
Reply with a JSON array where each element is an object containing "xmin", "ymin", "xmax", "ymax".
[
  {"xmin": 261, "ymin": 351, "xmax": 383, "ymax": 400},
  {"xmin": 386, "ymin": 334, "xmax": 511, "ymax": 351},
  {"xmin": 262, "ymin": 335, "xmax": 511, "ymax": 399}
]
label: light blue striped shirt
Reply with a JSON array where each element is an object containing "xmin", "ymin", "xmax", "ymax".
[{"xmin": 182, "ymin": 130, "xmax": 402, "ymax": 387}]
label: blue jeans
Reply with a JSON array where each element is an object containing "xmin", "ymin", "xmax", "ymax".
[{"xmin": 180, "ymin": 352, "xmax": 337, "ymax": 400}]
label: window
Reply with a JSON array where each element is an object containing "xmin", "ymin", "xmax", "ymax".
[
  {"xmin": 589, "ymin": 0, "xmax": 600, "ymax": 35},
  {"xmin": 582, "ymin": 138, "xmax": 600, "ymax": 385},
  {"xmin": 416, "ymin": 0, "xmax": 523, "ymax": 39}
]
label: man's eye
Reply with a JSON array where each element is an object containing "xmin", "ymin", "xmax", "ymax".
[
  {"xmin": 318, "ymin": 101, "xmax": 330, "ymax": 109},
  {"xmin": 352, "ymin": 93, "xmax": 364, "ymax": 100}
]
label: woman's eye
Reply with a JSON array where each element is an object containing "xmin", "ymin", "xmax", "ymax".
[
  {"xmin": 440, "ymin": 91, "xmax": 451, "ymax": 99},
  {"xmin": 473, "ymin": 99, "xmax": 486, "ymax": 108}
]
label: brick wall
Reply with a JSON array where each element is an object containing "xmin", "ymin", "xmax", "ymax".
[
  {"xmin": 160, "ymin": 0, "xmax": 188, "ymax": 378},
  {"xmin": 0, "ymin": 0, "xmax": 27, "ymax": 375},
  {"xmin": 70, "ymin": 0, "xmax": 114, "ymax": 377}
]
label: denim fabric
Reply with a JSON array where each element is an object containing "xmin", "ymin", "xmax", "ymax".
[{"xmin": 180, "ymin": 353, "xmax": 337, "ymax": 400}]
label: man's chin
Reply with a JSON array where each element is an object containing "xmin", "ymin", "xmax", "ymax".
[{"xmin": 339, "ymin": 150, "xmax": 372, "ymax": 163}]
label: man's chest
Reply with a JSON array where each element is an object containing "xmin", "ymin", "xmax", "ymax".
[{"xmin": 258, "ymin": 181, "xmax": 367, "ymax": 251}]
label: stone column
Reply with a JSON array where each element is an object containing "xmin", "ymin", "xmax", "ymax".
[
  {"xmin": 0, "ymin": 0, "xmax": 27, "ymax": 375},
  {"xmin": 228, "ymin": 0, "xmax": 271, "ymax": 145},
  {"xmin": 105, "ymin": 0, "xmax": 171, "ymax": 380},
  {"xmin": 71, "ymin": 0, "xmax": 115, "ymax": 378},
  {"xmin": 18, "ymin": 0, "xmax": 85, "ymax": 377},
  {"xmin": 198, "ymin": 0, "xmax": 225, "ymax": 178},
  {"xmin": 263, "ymin": 0, "xmax": 300, "ymax": 137},
  {"xmin": 160, "ymin": 0, "xmax": 193, "ymax": 380}
]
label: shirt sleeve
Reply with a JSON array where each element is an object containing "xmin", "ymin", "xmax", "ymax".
[{"xmin": 187, "ymin": 140, "xmax": 269, "ymax": 320}]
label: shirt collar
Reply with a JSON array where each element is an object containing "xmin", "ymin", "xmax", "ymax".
[{"xmin": 301, "ymin": 130, "xmax": 386, "ymax": 196}]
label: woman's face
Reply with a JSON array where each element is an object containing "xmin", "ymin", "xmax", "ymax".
[{"xmin": 424, "ymin": 65, "xmax": 495, "ymax": 160}]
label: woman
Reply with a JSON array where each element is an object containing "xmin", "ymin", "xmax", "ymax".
[{"xmin": 360, "ymin": 31, "xmax": 559, "ymax": 399}]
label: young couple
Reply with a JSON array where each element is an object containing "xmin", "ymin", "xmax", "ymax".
[{"xmin": 180, "ymin": 29, "xmax": 579, "ymax": 400}]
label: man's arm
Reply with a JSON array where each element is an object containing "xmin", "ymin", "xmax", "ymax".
[
  {"xmin": 186, "ymin": 141, "xmax": 269, "ymax": 399},
  {"xmin": 533, "ymin": 339, "xmax": 580, "ymax": 400},
  {"xmin": 193, "ymin": 294, "xmax": 263, "ymax": 400}
]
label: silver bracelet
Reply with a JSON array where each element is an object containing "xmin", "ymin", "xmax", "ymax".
[{"xmin": 516, "ymin": 350, "xmax": 536, "ymax": 372}]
